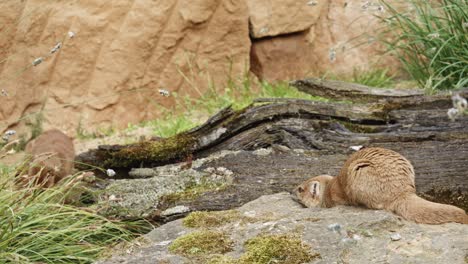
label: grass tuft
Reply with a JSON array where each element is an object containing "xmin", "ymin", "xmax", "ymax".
[
  {"xmin": 144, "ymin": 78, "xmax": 326, "ymax": 139},
  {"xmin": 323, "ymin": 68, "xmax": 396, "ymax": 88},
  {"xmin": 379, "ymin": 0, "xmax": 468, "ymax": 91},
  {"xmin": 0, "ymin": 165, "xmax": 150, "ymax": 264}
]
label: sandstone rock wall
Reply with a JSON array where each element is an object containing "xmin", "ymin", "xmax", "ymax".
[
  {"xmin": 249, "ymin": 0, "xmax": 398, "ymax": 81},
  {"xmin": 0, "ymin": 0, "xmax": 250, "ymax": 135},
  {"xmin": 0, "ymin": 0, "xmax": 398, "ymax": 135}
]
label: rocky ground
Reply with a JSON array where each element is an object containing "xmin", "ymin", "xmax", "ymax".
[{"xmin": 98, "ymin": 192, "xmax": 468, "ymax": 264}]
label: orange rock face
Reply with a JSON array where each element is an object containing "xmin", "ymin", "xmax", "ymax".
[
  {"xmin": 249, "ymin": 0, "xmax": 400, "ymax": 81},
  {"xmin": 0, "ymin": 0, "xmax": 400, "ymax": 135},
  {"xmin": 0, "ymin": 0, "xmax": 250, "ymax": 134},
  {"xmin": 247, "ymin": 0, "xmax": 326, "ymax": 38}
]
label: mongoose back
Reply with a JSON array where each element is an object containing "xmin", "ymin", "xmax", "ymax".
[
  {"xmin": 21, "ymin": 129, "xmax": 75, "ymax": 187},
  {"xmin": 294, "ymin": 147, "xmax": 468, "ymax": 224}
]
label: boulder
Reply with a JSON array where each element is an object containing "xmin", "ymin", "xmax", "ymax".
[
  {"xmin": 246, "ymin": 0, "xmax": 326, "ymax": 38},
  {"xmin": 98, "ymin": 192, "xmax": 468, "ymax": 264}
]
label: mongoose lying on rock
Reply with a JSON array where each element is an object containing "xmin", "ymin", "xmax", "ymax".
[
  {"xmin": 20, "ymin": 129, "xmax": 75, "ymax": 187},
  {"xmin": 294, "ymin": 147, "xmax": 468, "ymax": 224}
]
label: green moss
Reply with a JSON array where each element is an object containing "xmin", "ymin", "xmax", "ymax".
[
  {"xmin": 161, "ymin": 180, "xmax": 229, "ymax": 204},
  {"xmin": 206, "ymin": 254, "xmax": 237, "ymax": 264},
  {"xmin": 169, "ymin": 230, "xmax": 233, "ymax": 257},
  {"xmin": 104, "ymin": 133, "xmax": 196, "ymax": 167},
  {"xmin": 183, "ymin": 210, "xmax": 241, "ymax": 228},
  {"xmin": 239, "ymin": 234, "xmax": 320, "ymax": 264}
]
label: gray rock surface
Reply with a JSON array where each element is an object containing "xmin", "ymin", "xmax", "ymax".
[
  {"xmin": 98, "ymin": 192, "xmax": 468, "ymax": 264},
  {"xmin": 98, "ymin": 151, "xmax": 238, "ymax": 219}
]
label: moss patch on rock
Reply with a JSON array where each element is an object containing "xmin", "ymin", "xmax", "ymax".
[
  {"xmin": 161, "ymin": 180, "xmax": 229, "ymax": 205},
  {"xmin": 206, "ymin": 254, "xmax": 237, "ymax": 264},
  {"xmin": 104, "ymin": 133, "xmax": 196, "ymax": 168},
  {"xmin": 239, "ymin": 234, "xmax": 320, "ymax": 264},
  {"xmin": 183, "ymin": 210, "xmax": 242, "ymax": 228},
  {"xmin": 168, "ymin": 230, "xmax": 233, "ymax": 257}
]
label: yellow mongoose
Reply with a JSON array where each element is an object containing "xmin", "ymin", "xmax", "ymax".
[{"xmin": 294, "ymin": 147, "xmax": 468, "ymax": 224}]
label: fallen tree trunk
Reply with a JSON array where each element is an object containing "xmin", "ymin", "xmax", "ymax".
[{"xmin": 76, "ymin": 80, "xmax": 468, "ymax": 222}]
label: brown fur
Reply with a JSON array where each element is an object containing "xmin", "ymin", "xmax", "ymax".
[
  {"xmin": 20, "ymin": 129, "xmax": 75, "ymax": 187},
  {"xmin": 294, "ymin": 147, "xmax": 468, "ymax": 225}
]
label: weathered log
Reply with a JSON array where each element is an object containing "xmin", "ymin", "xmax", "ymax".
[
  {"xmin": 290, "ymin": 78, "xmax": 468, "ymax": 106},
  {"xmin": 76, "ymin": 83, "xmax": 468, "ymax": 221}
]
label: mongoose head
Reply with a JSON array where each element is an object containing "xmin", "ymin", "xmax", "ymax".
[{"xmin": 293, "ymin": 175, "xmax": 334, "ymax": 208}]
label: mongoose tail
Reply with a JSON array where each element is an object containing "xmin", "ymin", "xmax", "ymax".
[{"xmin": 390, "ymin": 194, "xmax": 468, "ymax": 225}]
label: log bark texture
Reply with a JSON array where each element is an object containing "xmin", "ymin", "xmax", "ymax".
[{"xmin": 76, "ymin": 79, "xmax": 468, "ymax": 221}]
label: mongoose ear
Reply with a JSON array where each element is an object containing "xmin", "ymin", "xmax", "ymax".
[{"xmin": 308, "ymin": 181, "xmax": 320, "ymax": 197}]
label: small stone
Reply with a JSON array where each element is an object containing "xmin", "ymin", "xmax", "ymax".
[
  {"xmin": 161, "ymin": 205, "xmax": 190, "ymax": 217},
  {"xmin": 350, "ymin": 145, "xmax": 363, "ymax": 151},
  {"xmin": 32, "ymin": 57, "xmax": 44, "ymax": 66},
  {"xmin": 390, "ymin": 233, "xmax": 401, "ymax": 241},
  {"xmin": 106, "ymin": 169, "xmax": 116, "ymax": 177},
  {"xmin": 452, "ymin": 94, "xmax": 467, "ymax": 111},
  {"xmin": 158, "ymin": 89, "xmax": 170, "ymax": 97},
  {"xmin": 4, "ymin": 130, "xmax": 16, "ymax": 136},
  {"xmin": 307, "ymin": 0, "xmax": 318, "ymax": 6},
  {"xmin": 244, "ymin": 211, "xmax": 257, "ymax": 217},
  {"xmin": 329, "ymin": 48, "xmax": 336, "ymax": 62},
  {"xmin": 352, "ymin": 234, "xmax": 362, "ymax": 241},
  {"xmin": 327, "ymin": 223, "xmax": 342, "ymax": 233},
  {"xmin": 447, "ymin": 108, "xmax": 459, "ymax": 121},
  {"xmin": 50, "ymin": 42, "xmax": 62, "ymax": 54},
  {"xmin": 253, "ymin": 148, "xmax": 273, "ymax": 156},
  {"xmin": 155, "ymin": 240, "xmax": 172, "ymax": 246},
  {"xmin": 294, "ymin": 149, "xmax": 305, "ymax": 154},
  {"xmin": 68, "ymin": 31, "xmax": 75, "ymax": 38}
]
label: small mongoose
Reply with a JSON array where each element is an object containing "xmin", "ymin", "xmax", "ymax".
[
  {"xmin": 21, "ymin": 129, "xmax": 75, "ymax": 187},
  {"xmin": 294, "ymin": 147, "xmax": 468, "ymax": 224}
]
